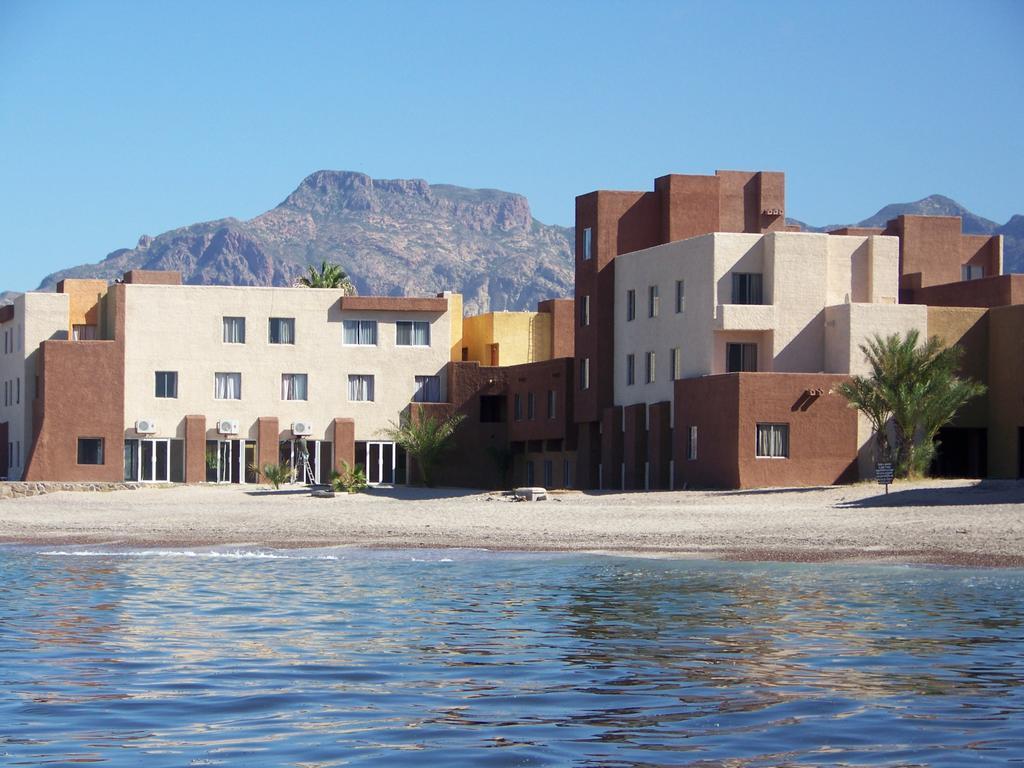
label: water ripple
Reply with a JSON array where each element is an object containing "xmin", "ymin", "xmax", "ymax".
[{"xmin": 1, "ymin": 545, "xmax": 1022, "ymax": 766}]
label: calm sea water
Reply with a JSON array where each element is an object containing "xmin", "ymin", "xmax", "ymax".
[{"xmin": 1, "ymin": 546, "xmax": 1022, "ymax": 767}]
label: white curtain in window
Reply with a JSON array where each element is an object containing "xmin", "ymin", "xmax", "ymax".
[
  {"xmin": 413, "ymin": 322, "xmax": 429, "ymax": 346},
  {"xmin": 397, "ymin": 321, "xmax": 429, "ymax": 346},
  {"xmin": 757, "ymin": 424, "xmax": 788, "ymax": 457},
  {"xmin": 215, "ymin": 372, "xmax": 241, "ymax": 399},
  {"xmin": 413, "ymin": 375, "xmax": 440, "ymax": 403},
  {"xmin": 271, "ymin": 318, "xmax": 294, "ymax": 344},
  {"xmin": 348, "ymin": 375, "xmax": 374, "ymax": 401},
  {"xmin": 223, "ymin": 317, "xmax": 245, "ymax": 343},
  {"xmin": 344, "ymin": 320, "xmax": 377, "ymax": 345},
  {"xmin": 282, "ymin": 374, "xmax": 308, "ymax": 400}
]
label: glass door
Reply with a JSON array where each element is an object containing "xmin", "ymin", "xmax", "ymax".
[
  {"xmin": 365, "ymin": 441, "xmax": 396, "ymax": 485},
  {"xmin": 217, "ymin": 441, "xmax": 232, "ymax": 483},
  {"xmin": 139, "ymin": 439, "xmax": 170, "ymax": 483}
]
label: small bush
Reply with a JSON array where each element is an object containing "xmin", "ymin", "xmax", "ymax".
[
  {"xmin": 261, "ymin": 463, "xmax": 291, "ymax": 490},
  {"xmin": 331, "ymin": 461, "xmax": 368, "ymax": 494}
]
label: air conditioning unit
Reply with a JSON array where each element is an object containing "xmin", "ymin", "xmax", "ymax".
[
  {"xmin": 135, "ymin": 419, "xmax": 157, "ymax": 435},
  {"xmin": 291, "ymin": 421, "xmax": 313, "ymax": 436},
  {"xmin": 217, "ymin": 419, "xmax": 240, "ymax": 435}
]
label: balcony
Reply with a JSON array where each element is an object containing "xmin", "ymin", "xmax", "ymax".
[{"xmin": 714, "ymin": 304, "xmax": 776, "ymax": 331}]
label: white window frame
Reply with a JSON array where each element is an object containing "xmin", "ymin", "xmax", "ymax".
[
  {"xmin": 214, "ymin": 372, "xmax": 242, "ymax": 400},
  {"xmin": 348, "ymin": 374, "xmax": 375, "ymax": 402},
  {"xmin": 756, "ymin": 423, "xmax": 790, "ymax": 459},
  {"xmin": 282, "ymin": 373, "xmax": 309, "ymax": 401},
  {"xmin": 343, "ymin": 319, "xmax": 378, "ymax": 346},
  {"xmin": 223, "ymin": 316, "xmax": 246, "ymax": 344},
  {"xmin": 396, "ymin": 320, "xmax": 430, "ymax": 347},
  {"xmin": 269, "ymin": 317, "xmax": 296, "ymax": 345},
  {"xmin": 155, "ymin": 371, "xmax": 178, "ymax": 399}
]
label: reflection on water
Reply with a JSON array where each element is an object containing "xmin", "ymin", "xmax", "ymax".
[{"xmin": 1, "ymin": 547, "xmax": 1022, "ymax": 767}]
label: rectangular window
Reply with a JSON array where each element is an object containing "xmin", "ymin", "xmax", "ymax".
[
  {"xmin": 726, "ymin": 343, "xmax": 758, "ymax": 373},
  {"xmin": 269, "ymin": 317, "xmax": 295, "ymax": 344},
  {"xmin": 15, "ymin": 377, "xmax": 19, "ymax": 405},
  {"xmin": 645, "ymin": 351, "xmax": 656, "ymax": 384},
  {"xmin": 514, "ymin": 393, "xmax": 523, "ymax": 421},
  {"xmin": 563, "ymin": 458, "xmax": 571, "ymax": 488},
  {"xmin": 281, "ymin": 373, "xmax": 308, "ymax": 401},
  {"xmin": 579, "ymin": 295, "xmax": 590, "ymax": 327},
  {"xmin": 756, "ymin": 423, "xmax": 790, "ymax": 458},
  {"xmin": 648, "ymin": 285, "xmax": 659, "ymax": 318},
  {"xmin": 626, "ymin": 353, "xmax": 635, "ymax": 386},
  {"xmin": 670, "ymin": 348, "xmax": 682, "ymax": 380},
  {"xmin": 583, "ymin": 227, "xmax": 592, "ymax": 260},
  {"xmin": 343, "ymin": 319, "xmax": 378, "ymax": 345},
  {"xmin": 214, "ymin": 372, "xmax": 242, "ymax": 400},
  {"xmin": 961, "ymin": 264, "xmax": 985, "ymax": 281},
  {"xmin": 72, "ymin": 324, "xmax": 98, "ymax": 341},
  {"xmin": 579, "ymin": 358, "xmax": 590, "ymax": 390},
  {"xmin": 413, "ymin": 375, "xmax": 441, "ymax": 403},
  {"xmin": 155, "ymin": 371, "xmax": 178, "ymax": 398},
  {"xmin": 223, "ymin": 317, "xmax": 246, "ymax": 344},
  {"xmin": 626, "ymin": 289, "xmax": 636, "ymax": 321},
  {"xmin": 687, "ymin": 426, "xmax": 698, "ymax": 461},
  {"xmin": 526, "ymin": 460, "xmax": 535, "ymax": 486},
  {"xmin": 543, "ymin": 460, "xmax": 553, "ymax": 488},
  {"xmin": 676, "ymin": 280, "xmax": 685, "ymax": 313},
  {"xmin": 77, "ymin": 437, "xmax": 104, "ymax": 465},
  {"xmin": 348, "ymin": 374, "xmax": 374, "ymax": 402},
  {"xmin": 731, "ymin": 273, "xmax": 764, "ymax": 305},
  {"xmin": 527, "ymin": 392, "xmax": 536, "ymax": 420},
  {"xmin": 547, "ymin": 389, "xmax": 556, "ymax": 420},
  {"xmin": 396, "ymin": 321, "xmax": 430, "ymax": 346}
]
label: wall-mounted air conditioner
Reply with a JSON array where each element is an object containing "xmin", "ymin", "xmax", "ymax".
[
  {"xmin": 291, "ymin": 421, "xmax": 313, "ymax": 436},
  {"xmin": 135, "ymin": 419, "xmax": 157, "ymax": 434},
  {"xmin": 217, "ymin": 419, "xmax": 240, "ymax": 435}
]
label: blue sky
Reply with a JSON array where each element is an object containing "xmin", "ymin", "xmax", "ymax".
[{"xmin": 1, "ymin": 0, "xmax": 1021, "ymax": 291}]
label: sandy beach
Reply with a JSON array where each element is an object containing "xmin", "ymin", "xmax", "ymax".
[{"xmin": 2, "ymin": 478, "xmax": 1023, "ymax": 566}]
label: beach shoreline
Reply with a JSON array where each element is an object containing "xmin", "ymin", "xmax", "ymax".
[{"xmin": 2, "ymin": 479, "xmax": 1022, "ymax": 567}]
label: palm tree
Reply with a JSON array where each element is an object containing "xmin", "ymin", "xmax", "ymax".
[
  {"xmin": 835, "ymin": 330, "xmax": 985, "ymax": 478},
  {"xmin": 297, "ymin": 260, "xmax": 356, "ymax": 294},
  {"xmin": 379, "ymin": 408, "xmax": 466, "ymax": 487}
]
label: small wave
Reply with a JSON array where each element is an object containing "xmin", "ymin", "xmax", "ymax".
[{"xmin": 39, "ymin": 549, "xmax": 340, "ymax": 561}]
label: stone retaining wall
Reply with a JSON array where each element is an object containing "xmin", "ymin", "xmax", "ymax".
[{"xmin": 0, "ymin": 482, "xmax": 142, "ymax": 499}]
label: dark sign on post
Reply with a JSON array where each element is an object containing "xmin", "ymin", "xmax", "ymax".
[{"xmin": 875, "ymin": 462, "xmax": 894, "ymax": 494}]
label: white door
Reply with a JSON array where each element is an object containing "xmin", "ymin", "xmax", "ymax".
[
  {"xmin": 365, "ymin": 441, "xmax": 396, "ymax": 485},
  {"xmin": 139, "ymin": 439, "xmax": 170, "ymax": 483}
]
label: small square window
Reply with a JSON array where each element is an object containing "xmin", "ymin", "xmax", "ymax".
[
  {"xmin": 215, "ymin": 372, "xmax": 242, "ymax": 400},
  {"xmin": 756, "ymin": 423, "xmax": 789, "ymax": 458},
  {"xmin": 726, "ymin": 343, "xmax": 758, "ymax": 373},
  {"xmin": 413, "ymin": 375, "xmax": 441, "ymax": 403},
  {"xmin": 77, "ymin": 437, "xmax": 104, "ymax": 465},
  {"xmin": 732, "ymin": 273, "xmax": 764, "ymax": 305},
  {"xmin": 348, "ymin": 374, "xmax": 374, "ymax": 401},
  {"xmin": 269, "ymin": 317, "xmax": 295, "ymax": 344},
  {"xmin": 155, "ymin": 371, "xmax": 178, "ymax": 398},
  {"xmin": 282, "ymin": 373, "xmax": 308, "ymax": 401},
  {"xmin": 223, "ymin": 317, "xmax": 246, "ymax": 344}
]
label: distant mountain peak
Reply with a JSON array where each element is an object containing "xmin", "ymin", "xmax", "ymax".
[{"xmin": 858, "ymin": 194, "xmax": 999, "ymax": 234}]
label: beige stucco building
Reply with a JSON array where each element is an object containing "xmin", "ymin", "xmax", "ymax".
[{"xmin": 612, "ymin": 231, "xmax": 928, "ymax": 481}]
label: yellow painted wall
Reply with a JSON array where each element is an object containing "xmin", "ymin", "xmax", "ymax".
[
  {"xmin": 446, "ymin": 292, "xmax": 463, "ymax": 362},
  {"xmin": 460, "ymin": 311, "xmax": 552, "ymax": 367},
  {"xmin": 59, "ymin": 279, "xmax": 108, "ymax": 334}
]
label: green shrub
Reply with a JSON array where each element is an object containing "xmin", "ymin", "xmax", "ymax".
[
  {"xmin": 261, "ymin": 463, "xmax": 291, "ymax": 490},
  {"xmin": 331, "ymin": 461, "xmax": 368, "ymax": 493}
]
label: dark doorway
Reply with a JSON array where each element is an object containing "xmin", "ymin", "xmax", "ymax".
[{"xmin": 932, "ymin": 427, "xmax": 987, "ymax": 478}]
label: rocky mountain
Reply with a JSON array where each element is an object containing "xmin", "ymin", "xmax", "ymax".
[
  {"xmin": 0, "ymin": 291, "xmax": 18, "ymax": 306},
  {"xmin": 36, "ymin": 171, "xmax": 576, "ymax": 315},
  {"xmin": 788, "ymin": 194, "xmax": 1023, "ymax": 273}
]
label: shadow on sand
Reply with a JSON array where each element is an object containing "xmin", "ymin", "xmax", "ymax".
[{"xmin": 837, "ymin": 480, "xmax": 1023, "ymax": 508}]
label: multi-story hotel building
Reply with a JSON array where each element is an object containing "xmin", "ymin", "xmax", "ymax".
[{"xmin": 2, "ymin": 169, "xmax": 1020, "ymax": 489}]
